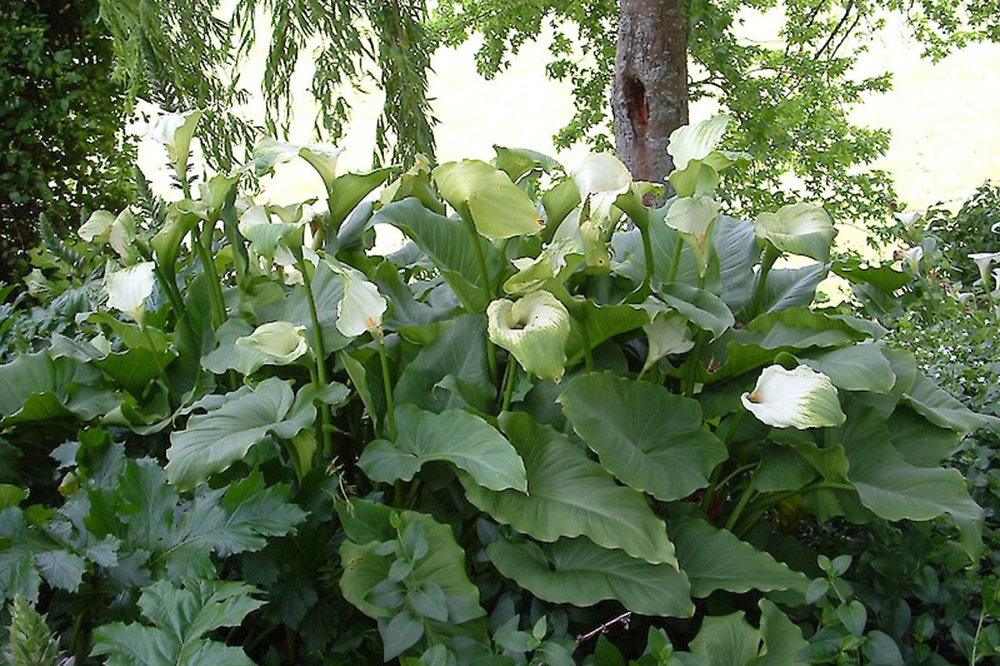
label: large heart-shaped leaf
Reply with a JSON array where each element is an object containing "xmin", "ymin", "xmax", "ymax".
[
  {"xmin": 0, "ymin": 351, "xmax": 117, "ymax": 426},
  {"xmin": 670, "ymin": 517, "xmax": 809, "ymax": 598},
  {"xmin": 166, "ymin": 378, "xmax": 317, "ymax": 488},
  {"xmin": 358, "ymin": 405, "xmax": 527, "ymax": 492},
  {"xmin": 752, "ymin": 264, "xmax": 828, "ymax": 317},
  {"xmin": 461, "ymin": 412, "xmax": 677, "ymax": 565},
  {"xmin": 658, "ymin": 282, "xmax": 735, "ymax": 339},
  {"xmin": 902, "ymin": 372, "xmax": 995, "ymax": 433},
  {"xmin": 487, "ymin": 537, "xmax": 694, "ymax": 617},
  {"xmin": 433, "ymin": 160, "xmax": 544, "ymax": 239},
  {"xmin": 559, "ymin": 373, "xmax": 727, "ymax": 501},
  {"xmin": 795, "ymin": 344, "xmax": 896, "ymax": 394},
  {"xmin": 830, "ymin": 401, "xmax": 984, "ymax": 559}
]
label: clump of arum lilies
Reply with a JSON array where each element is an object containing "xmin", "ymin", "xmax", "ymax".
[{"xmin": 46, "ymin": 107, "xmax": 990, "ymax": 665}]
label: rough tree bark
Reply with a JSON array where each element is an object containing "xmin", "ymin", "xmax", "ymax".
[{"xmin": 612, "ymin": 0, "xmax": 689, "ymax": 183}]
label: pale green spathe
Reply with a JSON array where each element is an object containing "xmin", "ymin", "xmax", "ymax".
[
  {"xmin": 104, "ymin": 261, "xmax": 156, "ymax": 325},
  {"xmin": 642, "ymin": 313, "xmax": 695, "ymax": 373},
  {"xmin": 754, "ymin": 203, "xmax": 836, "ymax": 262},
  {"xmin": 147, "ymin": 109, "xmax": 203, "ymax": 182},
  {"xmin": 503, "ymin": 236, "xmax": 584, "ymax": 295},
  {"xmin": 78, "ymin": 210, "xmax": 115, "ymax": 242},
  {"xmin": 433, "ymin": 160, "xmax": 544, "ymax": 239},
  {"xmin": 969, "ymin": 252, "xmax": 1000, "ymax": 288},
  {"xmin": 667, "ymin": 115, "xmax": 731, "ymax": 172},
  {"xmin": 665, "ymin": 195, "xmax": 720, "ymax": 272},
  {"xmin": 238, "ymin": 205, "xmax": 302, "ymax": 264},
  {"xmin": 741, "ymin": 365, "xmax": 846, "ymax": 429},
  {"xmin": 487, "ymin": 290, "xmax": 571, "ymax": 381},
  {"xmin": 235, "ymin": 321, "xmax": 309, "ymax": 375}
]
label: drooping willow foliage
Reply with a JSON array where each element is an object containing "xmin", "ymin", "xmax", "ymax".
[{"xmin": 98, "ymin": 0, "xmax": 1000, "ymax": 225}]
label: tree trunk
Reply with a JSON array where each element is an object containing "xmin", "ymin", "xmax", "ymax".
[{"xmin": 613, "ymin": 0, "xmax": 689, "ymax": 183}]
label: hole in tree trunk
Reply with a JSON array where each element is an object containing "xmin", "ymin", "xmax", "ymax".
[{"xmin": 624, "ymin": 75, "xmax": 649, "ymax": 135}]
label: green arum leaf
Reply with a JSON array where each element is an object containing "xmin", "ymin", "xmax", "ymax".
[
  {"xmin": 165, "ymin": 378, "xmax": 319, "ymax": 488},
  {"xmin": 325, "ymin": 166, "xmax": 394, "ymax": 233},
  {"xmin": 461, "ymin": 412, "xmax": 677, "ymax": 565},
  {"xmin": 789, "ymin": 344, "xmax": 896, "ymax": 394},
  {"xmin": 91, "ymin": 578, "xmax": 263, "ymax": 666},
  {"xmin": 493, "ymin": 145, "xmax": 562, "ymax": 182},
  {"xmin": 487, "ymin": 537, "xmax": 694, "ymax": 618},
  {"xmin": 832, "ymin": 259, "xmax": 910, "ymax": 293},
  {"xmin": 0, "ymin": 350, "xmax": 118, "ymax": 427},
  {"xmin": 394, "ymin": 314, "xmax": 494, "ymax": 414},
  {"xmin": 828, "ymin": 400, "xmax": 985, "ymax": 559},
  {"xmin": 488, "ymin": 291, "xmax": 571, "ymax": 382},
  {"xmin": 755, "ymin": 203, "xmax": 836, "ymax": 263},
  {"xmin": 615, "ymin": 203, "xmax": 701, "ymax": 287},
  {"xmin": 234, "ymin": 321, "xmax": 308, "ymax": 375},
  {"xmin": 565, "ymin": 300, "xmax": 650, "ymax": 365},
  {"xmin": 559, "ymin": 373, "xmax": 727, "ymax": 502},
  {"xmin": 433, "ymin": 160, "xmax": 545, "ymax": 239},
  {"xmin": 886, "ymin": 407, "xmax": 960, "ymax": 468},
  {"xmin": 358, "ymin": 404, "xmax": 527, "ymax": 492},
  {"xmin": 656, "ymin": 282, "xmax": 735, "ymax": 339},
  {"xmin": 373, "ymin": 260, "xmax": 459, "ymax": 332},
  {"xmin": 372, "ymin": 198, "xmax": 508, "ymax": 311},
  {"xmin": 751, "ymin": 599, "xmax": 809, "ymax": 666},
  {"xmin": 86, "ymin": 459, "xmax": 305, "ymax": 580},
  {"xmin": 749, "ymin": 264, "xmax": 828, "ymax": 318},
  {"xmin": 258, "ymin": 259, "xmax": 353, "ymax": 355},
  {"xmin": 901, "ymin": 372, "xmax": 997, "ymax": 433},
  {"xmin": 669, "ymin": 517, "xmax": 809, "ymax": 598},
  {"xmin": 713, "ymin": 216, "xmax": 759, "ymax": 313},
  {"xmin": 339, "ymin": 501, "xmax": 486, "ymax": 653},
  {"xmin": 688, "ymin": 611, "xmax": 760, "ymax": 666}
]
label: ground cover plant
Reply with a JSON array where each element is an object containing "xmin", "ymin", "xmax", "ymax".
[{"xmin": 0, "ymin": 114, "xmax": 992, "ymax": 665}]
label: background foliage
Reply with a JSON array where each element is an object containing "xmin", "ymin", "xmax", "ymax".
[{"xmin": 0, "ymin": 0, "xmax": 135, "ymax": 279}]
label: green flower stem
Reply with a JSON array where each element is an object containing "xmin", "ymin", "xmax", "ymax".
[
  {"xmin": 298, "ymin": 257, "xmax": 334, "ymax": 456},
  {"xmin": 749, "ymin": 243, "xmax": 781, "ymax": 315},
  {"xmin": 378, "ymin": 334, "xmax": 397, "ymax": 440},
  {"xmin": 193, "ymin": 224, "xmax": 227, "ymax": 329},
  {"xmin": 666, "ymin": 235, "xmax": 684, "ymax": 283},
  {"xmin": 723, "ymin": 482, "xmax": 756, "ymax": 532},
  {"xmin": 462, "ymin": 215, "xmax": 499, "ymax": 383},
  {"xmin": 734, "ymin": 480, "xmax": 856, "ymax": 537},
  {"xmin": 501, "ymin": 356, "xmax": 518, "ymax": 412},
  {"xmin": 638, "ymin": 220, "xmax": 655, "ymax": 286}
]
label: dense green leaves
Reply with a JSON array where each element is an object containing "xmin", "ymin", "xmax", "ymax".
[
  {"xmin": 487, "ymin": 538, "xmax": 693, "ymax": 617},
  {"xmin": 462, "ymin": 412, "xmax": 677, "ymax": 565},
  {"xmin": 358, "ymin": 405, "xmax": 527, "ymax": 492},
  {"xmin": 166, "ymin": 379, "xmax": 320, "ymax": 488}
]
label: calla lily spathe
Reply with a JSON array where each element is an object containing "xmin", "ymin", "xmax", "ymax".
[
  {"xmin": 741, "ymin": 364, "xmax": 846, "ymax": 429},
  {"xmin": 754, "ymin": 203, "xmax": 836, "ymax": 263},
  {"xmin": 235, "ymin": 321, "xmax": 309, "ymax": 375},
  {"xmin": 148, "ymin": 110, "xmax": 203, "ymax": 181},
  {"xmin": 105, "ymin": 262, "xmax": 157, "ymax": 325},
  {"xmin": 325, "ymin": 260, "xmax": 387, "ymax": 338},
  {"xmin": 903, "ymin": 246, "xmax": 924, "ymax": 275},
  {"xmin": 667, "ymin": 115, "xmax": 731, "ymax": 172},
  {"xmin": 642, "ymin": 313, "xmax": 695, "ymax": 374},
  {"xmin": 969, "ymin": 252, "xmax": 1000, "ymax": 288},
  {"xmin": 487, "ymin": 290, "xmax": 571, "ymax": 382}
]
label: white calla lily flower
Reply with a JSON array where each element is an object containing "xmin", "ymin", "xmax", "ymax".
[
  {"xmin": 148, "ymin": 110, "xmax": 203, "ymax": 181},
  {"xmin": 642, "ymin": 313, "xmax": 695, "ymax": 374},
  {"xmin": 105, "ymin": 262, "xmax": 157, "ymax": 325},
  {"xmin": 235, "ymin": 321, "xmax": 309, "ymax": 375},
  {"xmin": 487, "ymin": 290, "xmax": 571, "ymax": 382},
  {"xmin": 79, "ymin": 210, "xmax": 115, "ymax": 242},
  {"xmin": 503, "ymin": 236, "xmax": 584, "ymax": 295},
  {"xmin": 754, "ymin": 203, "xmax": 836, "ymax": 262},
  {"xmin": 109, "ymin": 209, "xmax": 138, "ymax": 262},
  {"xmin": 903, "ymin": 246, "xmax": 924, "ymax": 275},
  {"xmin": 325, "ymin": 260, "xmax": 387, "ymax": 338},
  {"xmin": 894, "ymin": 211, "xmax": 922, "ymax": 235},
  {"xmin": 667, "ymin": 115, "xmax": 731, "ymax": 172},
  {"xmin": 969, "ymin": 252, "xmax": 1000, "ymax": 288},
  {"xmin": 741, "ymin": 365, "xmax": 846, "ymax": 429},
  {"xmin": 665, "ymin": 195, "xmax": 720, "ymax": 273}
]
